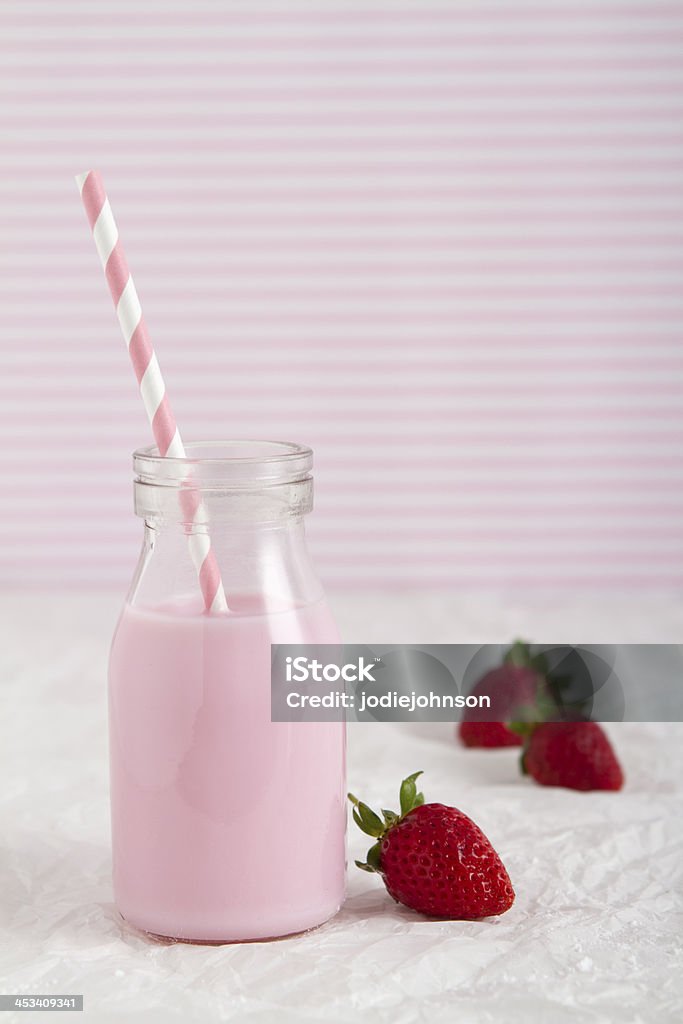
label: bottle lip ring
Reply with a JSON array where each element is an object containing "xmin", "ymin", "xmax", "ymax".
[
  {"xmin": 134, "ymin": 439, "xmax": 312, "ymax": 465},
  {"xmin": 133, "ymin": 439, "xmax": 313, "ymax": 489}
]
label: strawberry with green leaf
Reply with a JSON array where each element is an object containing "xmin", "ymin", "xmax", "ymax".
[
  {"xmin": 458, "ymin": 640, "xmax": 547, "ymax": 748},
  {"xmin": 349, "ymin": 772, "xmax": 515, "ymax": 919}
]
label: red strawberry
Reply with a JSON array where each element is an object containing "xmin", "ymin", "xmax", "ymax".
[
  {"xmin": 458, "ymin": 642, "xmax": 543, "ymax": 749},
  {"xmin": 522, "ymin": 721, "xmax": 624, "ymax": 792},
  {"xmin": 349, "ymin": 772, "xmax": 515, "ymax": 919},
  {"xmin": 459, "ymin": 720, "xmax": 524, "ymax": 748}
]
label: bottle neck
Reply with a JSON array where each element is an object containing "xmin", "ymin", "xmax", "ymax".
[
  {"xmin": 128, "ymin": 440, "xmax": 321, "ymax": 612},
  {"xmin": 130, "ymin": 515, "xmax": 324, "ymax": 611}
]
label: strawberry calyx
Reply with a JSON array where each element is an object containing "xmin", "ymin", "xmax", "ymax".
[
  {"xmin": 502, "ymin": 640, "xmax": 573, "ymax": 740},
  {"xmin": 508, "ymin": 693, "xmax": 564, "ymax": 778},
  {"xmin": 507, "ymin": 687, "xmax": 561, "ymax": 735},
  {"xmin": 501, "ymin": 639, "xmax": 554, "ymax": 726},
  {"xmin": 502, "ymin": 642, "xmax": 568, "ymax": 772},
  {"xmin": 348, "ymin": 770, "xmax": 424, "ymax": 874},
  {"xmin": 507, "ymin": 640, "xmax": 594, "ymax": 724},
  {"xmin": 503, "ymin": 639, "xmax": 548, "ymax": 675}
]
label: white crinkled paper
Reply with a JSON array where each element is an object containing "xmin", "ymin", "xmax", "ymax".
[{"xmin": 2, "ymin": 593, "xmax": 683, "ymax": 1023}]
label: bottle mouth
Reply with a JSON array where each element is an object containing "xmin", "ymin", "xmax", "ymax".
[{"xmin": 134, "ymin": 439, "xmax": 313, "ymax": 489}]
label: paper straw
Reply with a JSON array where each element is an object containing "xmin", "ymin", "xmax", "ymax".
[{"xmin": 76, "ymin": 170, "xmax": 228, "ymax": 614}]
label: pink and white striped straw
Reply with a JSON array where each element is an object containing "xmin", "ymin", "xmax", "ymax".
[{"xmin": 76, "ymin": 169, "xmax": 228, "ymax": 614}]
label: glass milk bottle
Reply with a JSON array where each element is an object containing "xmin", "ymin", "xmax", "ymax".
[{"xmin": 108, "ymin": 441, "xmax": 346, "ymax": 942}]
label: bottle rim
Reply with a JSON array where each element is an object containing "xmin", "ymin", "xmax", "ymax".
[{"xmin": 133, "ymin": 439, "xmax": 313, "ymax": 489}]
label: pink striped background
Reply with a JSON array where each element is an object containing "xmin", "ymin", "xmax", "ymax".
[{"xmin": 2, "ymin": 1, "xmax": 683, "ymax": 589}]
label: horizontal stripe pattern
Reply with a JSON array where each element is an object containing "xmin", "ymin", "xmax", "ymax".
[{"xmin": 2, "ymin": 1, "xmax": 683, "ymax": 589}]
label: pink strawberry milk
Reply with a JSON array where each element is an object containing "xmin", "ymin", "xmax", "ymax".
[{"xmin": 108, "ymin": 441, "xmax": 346, "ymax": 942}]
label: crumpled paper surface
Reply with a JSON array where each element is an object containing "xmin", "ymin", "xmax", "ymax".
[{"xmin": 2, "ymin": 592, "xmax": 683, "ymax": 1023}]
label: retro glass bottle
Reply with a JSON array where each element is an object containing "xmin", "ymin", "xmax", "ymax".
[{"xmin": 108, "ymin": 441, "xmax": 346, "ymax": 942}]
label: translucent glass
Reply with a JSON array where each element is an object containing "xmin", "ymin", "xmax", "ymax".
[{"xmin": 109, "ymin": 441, "xmax": 346, "ymax": 942}]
